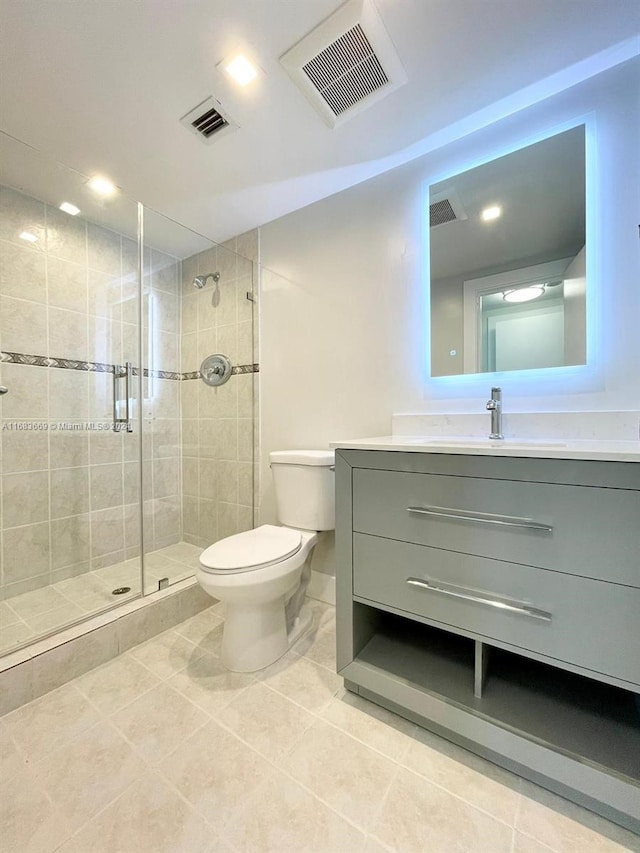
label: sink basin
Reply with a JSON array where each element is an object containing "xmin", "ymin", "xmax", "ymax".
[{"xmin": 422, "ymin": 438, "xmax": 567, "ymax": 448}]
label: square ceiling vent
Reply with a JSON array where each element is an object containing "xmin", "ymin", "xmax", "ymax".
[
  {"xmin": 280, "ymin": 0, "xmax": 407, "ymax": 128},
  {"xmin": 179, "ymin": 96, "xmax": 238, "ymax": 144}
]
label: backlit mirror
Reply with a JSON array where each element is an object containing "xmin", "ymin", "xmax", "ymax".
[{"xmin": 429, "ymin": 126, "xmax": 586, "ymax": 377}]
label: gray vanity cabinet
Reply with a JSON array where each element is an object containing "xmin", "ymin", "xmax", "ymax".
[{"xmin": 335, "ymin": 448, "xmax": 640, "ymax": 833}]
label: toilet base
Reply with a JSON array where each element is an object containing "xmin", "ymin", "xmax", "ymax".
[{"xmin": 220, "ymin": 600, "xmax": 314, "ymax": 673}]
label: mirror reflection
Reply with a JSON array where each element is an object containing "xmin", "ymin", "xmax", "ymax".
[{"xmin": 429, "ymin": 125, "xmax": 586, "ymax": 377}]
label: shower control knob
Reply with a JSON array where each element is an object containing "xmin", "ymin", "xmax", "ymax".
[{"xmin": 200, "ymin": 354, "xmax": 232, "ymax": 387}]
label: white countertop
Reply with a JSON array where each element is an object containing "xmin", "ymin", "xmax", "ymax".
[{"xmin": 330, "ymin": 435, "xmax": 640, "ymax": 462}]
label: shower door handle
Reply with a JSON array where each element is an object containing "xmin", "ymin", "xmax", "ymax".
[
  {"xmin": 112, "ymin": 363, "xmax": 134, "ymax": 433},
  {"xmin": 124, "ymin": 362, "xmax": 133, "ymax": 433},
  {"xmin": 0, "ymin": 386, "xmax": 8, "ymax": 395}
]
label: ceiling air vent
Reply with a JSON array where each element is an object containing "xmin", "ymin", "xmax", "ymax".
[
  {"xmin": 179, "ymin": 96, "xmax": 237, "ymax": 145},
  {"xmin": 280, "ymin": 0, "xmax": 407, "ymax": 128},
  {"xmin": 429, "ymin": 188, "xmax": 468, "ymax": 229}
]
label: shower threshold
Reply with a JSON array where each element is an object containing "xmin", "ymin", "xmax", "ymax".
[{"xmin": 0, "ymin": 542, "xmax": 202, "ymax": 657}]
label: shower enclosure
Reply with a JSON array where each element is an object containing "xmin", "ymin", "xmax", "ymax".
[{"xmin": 0, "ymin": 133, "xmax": 258, "ymax": 656}]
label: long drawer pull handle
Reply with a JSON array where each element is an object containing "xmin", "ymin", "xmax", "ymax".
[
  {"xmin": 407, "ymin": 505, "xmax": 552, "ymax": 532},
  {"xmin": 406, "ymin": 577, "xmax": 552, "ymax": 622}
]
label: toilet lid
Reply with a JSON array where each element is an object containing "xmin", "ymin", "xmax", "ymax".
[{"xmin": 199, "ymin": 525, "xmax": 302, "ymax": 573}]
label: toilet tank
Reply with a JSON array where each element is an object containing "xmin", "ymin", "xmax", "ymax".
[{"xmin": 270, "ymin": 450, "xmax": 335, "ymax": 531}]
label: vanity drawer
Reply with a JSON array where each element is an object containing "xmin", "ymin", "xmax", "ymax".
[
  {"xmin": 352, "ymin": 468, "xmax": 640, "ymax": 587},
  {"xmin": 353, "ymin": 533, "xmax": 640, "ymax": 687}
]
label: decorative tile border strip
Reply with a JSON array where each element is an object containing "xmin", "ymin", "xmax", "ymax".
[
  {"xmin": 1, "ymin": 351, "xmax": 112, "ymax": 372},
  {"xmin": 181, "ymin": 363, "xmax": 260, "ymax": 380},
  {"xmin": 1, "ymin": 352, "xmax": 259, "ymax": 381}
]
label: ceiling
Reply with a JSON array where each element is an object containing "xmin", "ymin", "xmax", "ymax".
[{"xmin": 0, "ymin": 0, "xmax": 638, "ymax": 248}]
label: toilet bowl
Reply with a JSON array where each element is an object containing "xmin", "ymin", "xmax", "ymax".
[{"xmin": 196, "ymin": 450, "xmax": 335, "ymax": 672}]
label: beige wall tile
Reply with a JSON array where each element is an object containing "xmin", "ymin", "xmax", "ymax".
[
  {"xmin": 217, "ymin": 460, "xmax": 238, "ymax": 503},
  {"xmin": 198, "ymin": 458, "xmax": 216, "ymax": 500},
  {"xmin": 197, "ymin": 498, "xmax": 217, "ymax": 542},
  {"xmin": 0, "ymin": 294, "xmax": 48, "ymax": 353},
  {"xmin": 90, "ymin": 506, "xmax": 124, "ymax": 558},
  {"xmin": 46, "ymin": 205, "xmax": 86, "ymax": 264},
  {"xmin": 151, "ymin": 250, "xmax": 179, "ymax": 293},
  {"xmin": 217, "ymin": 501, "xmax": 239, "ymax": 539},
  {"xmin": 48, "ymin": 306, "xmax": 88, "ymax": 361},
  {"xmin": 217, "ymin": 418, "xmax": 238, "ymax": 461},
  {"xmin": 87, "ymin": 268, "xmax": 122, "ymax": 320},
  {"xmin": 0, "ymin": 239, "xmax": 46, "ymax": 302},
  {"xmin": 47, "ymin": 256, "xmax": 87, "ymax": 312},
  {"xmin": 51, "ymin": 513, "xmax": 90, "ymax": 574},
  {"xmin": 87, "ymin": 223, "xmax": 121, "ymax": 276},
  {"xmin": 31, "ymin": 624, "xmax": 119, "ymax": 697},
  {"xmin": 50, "ymin": 424, "xmax": 89, "ymax": 469},
  {"xmin": 153, "ymin": 457, "xmax": 179, "ymax": 499},
  {"xmin": 90, "ymin": 462, "xmax": 124, "ymax": 510},
  {"xmin": 3, "ymin": 470, "xmax": 49, "ymax": 527},
  {"xmin": 0, "ymin": 656, "xmax": 33, "ymax": 715},
  {"xmin": 2, "ymin": 521, "xmax": 50, "ymax": 584},
  {"xmin": 49, "ymin": 369, "xmax": 89, "ymax": 420},
  {"xmin": 0, "ymin": 187, "xmax": 45, "ymax": 249},
  {"xmin": 51, "ymin": 466, "xmax": 89, "ymax": 519},
  {"xmin": 1, "ymin": 422, "xmax": 49, "ymax": 472},
  {"xmin": 196, "ymin": 326, "xmax": 216, "ymax": 361}
]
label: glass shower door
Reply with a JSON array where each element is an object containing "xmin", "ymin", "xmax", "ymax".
[
  {"xmin": 0, "ymin": 133, "xmax": 144, "ymax": 653},
  {"xmin": 139, "ymin": 207, "xmax": 257, "ymax": 589}
]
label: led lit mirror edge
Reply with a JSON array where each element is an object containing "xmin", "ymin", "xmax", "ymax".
[{"xmin": 423, "ymin": 114, "xmax": 599, "ymax": 393}]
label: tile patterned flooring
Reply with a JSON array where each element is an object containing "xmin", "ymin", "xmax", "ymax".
[
  {"xmin": 0, "ymin": 541, "xmax": 201, "ymax": 654},
  {"xmin": 1, "ymin": 599, "xmax": 638, "ymax": 853}
]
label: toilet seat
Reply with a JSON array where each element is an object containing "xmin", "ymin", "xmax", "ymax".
[{"xmin": 199, "ymin": 524, "xmax": 302, "ymax": 574}]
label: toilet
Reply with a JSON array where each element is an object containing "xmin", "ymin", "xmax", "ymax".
[{"xmin": 196, "ymin": 449, "xmax": 335, "ymax": 672}]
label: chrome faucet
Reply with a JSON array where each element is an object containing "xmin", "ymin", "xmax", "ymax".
[{"xmin": 486, "ymin": 387, "xmax": 503, "ymax": 439}]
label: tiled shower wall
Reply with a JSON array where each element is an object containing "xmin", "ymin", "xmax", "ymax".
[
  {"xmin": 180, "ymin": 230, "xmax": 258, "ymax": 549},
  {"xmin": 0, "ymin": 185, "xmax": 182, "ymax": 600}
]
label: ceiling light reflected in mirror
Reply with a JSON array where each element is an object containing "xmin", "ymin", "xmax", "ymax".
[
  {"xmin": 87, "ymin": 175, "xmax": 117, "ymax": 196},
  {"xmin": 59, "ymin": 201, "xmax": 80, "ymax": 215},
  {"xmin": 503, "ymin": 285, "xmax": 545, "ymax": 303},
  {"xmin": 481, "ymin": 205, "xmax": 502, "ymax": 222}
]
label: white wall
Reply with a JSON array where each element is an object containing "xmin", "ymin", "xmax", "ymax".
[{"xmin": 258, "ymin": 59, "xmax": 639, "ymax": 571}]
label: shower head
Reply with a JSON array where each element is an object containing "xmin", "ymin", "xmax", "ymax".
[{"xmin": 193, "ymin": 272, "xmax": 220, "ymax": 289}]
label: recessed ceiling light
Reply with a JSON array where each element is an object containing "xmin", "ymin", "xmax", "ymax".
[
  {"xmin": 19, "ymin": 231, "xmax": 38, "ymax": 243},
  {"xmin": 481, "ymin": 205, "xmax": 502, "ymax": 222},
  {"xmin": 222, "ymin": 53, "xmax": 259, "ymax": 87},
  {"xmin": 87, "ymin": 175, "xmax": 117, "ymax": 196},
  {"xmin": 503, "ymin": 285, "xmax": 545, "ymax": 303},
  {"xmin": 59, "ymin": 201, "xmax": 80, "ymax": 216}
]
